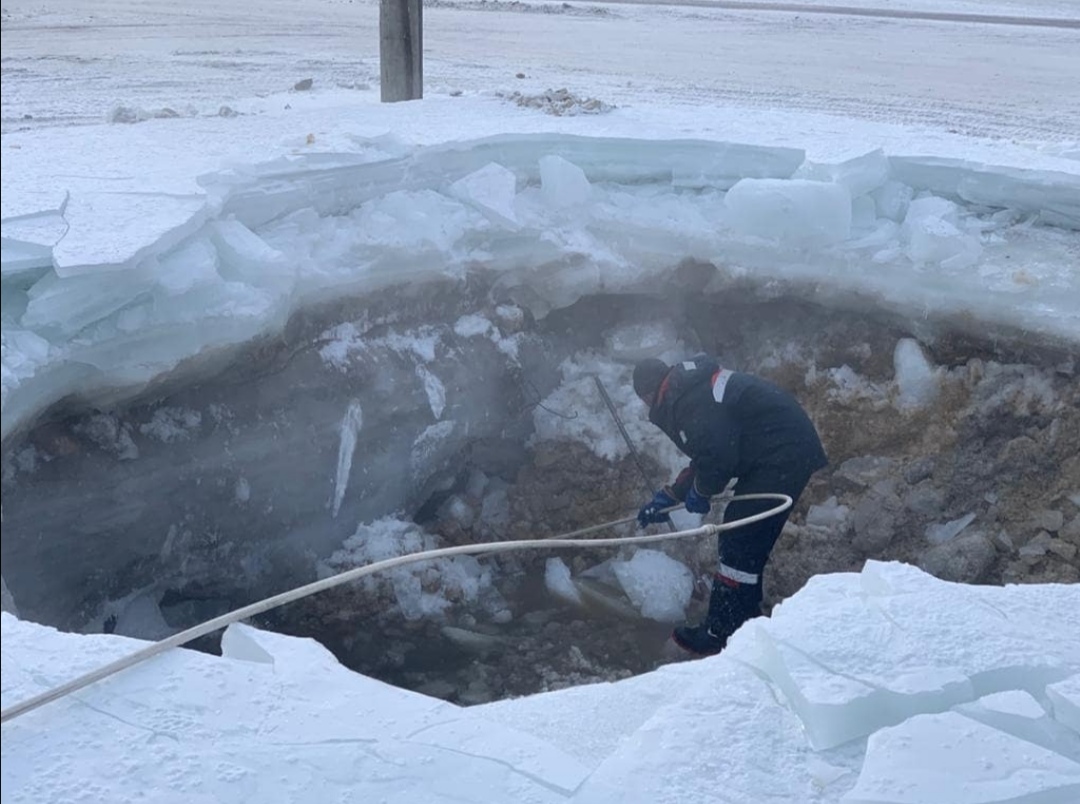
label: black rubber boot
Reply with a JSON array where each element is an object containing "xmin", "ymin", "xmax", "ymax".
[
  {"xmin": 671, "ymin": 621, "xmax": 728, "ymax": 656},
  {"xmin": 671, "ymin": 580, "xmax": 760, "ymax": 657}
]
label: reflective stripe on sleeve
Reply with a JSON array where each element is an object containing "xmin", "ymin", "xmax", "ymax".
[{"xmin": 712, "ymin": 369, "xmax": 733, "ymax": 403}]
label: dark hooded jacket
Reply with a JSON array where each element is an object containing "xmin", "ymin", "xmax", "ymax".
[{"xmin": 649, "ymin": 356, "xmax": 828, "ymax": 499}]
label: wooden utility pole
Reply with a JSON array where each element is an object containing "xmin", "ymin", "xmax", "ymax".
[{"xmin": 380, "ymin": 0, "xmax": 423, "ymax": 102}]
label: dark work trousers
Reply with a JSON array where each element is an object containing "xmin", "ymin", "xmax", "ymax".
[{"xmin": 717, "ymin": 456, "xmax": 819, "ymax": 612}]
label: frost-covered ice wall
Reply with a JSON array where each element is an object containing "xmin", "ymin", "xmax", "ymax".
[{"xmin": 2, "ymin": 133, "xmax": 1079, "ymax": 440}]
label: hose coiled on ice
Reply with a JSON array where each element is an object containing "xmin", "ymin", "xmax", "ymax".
[{"xmin": 0, "ymin": 493, "xmax": 791, "ymax": 724}]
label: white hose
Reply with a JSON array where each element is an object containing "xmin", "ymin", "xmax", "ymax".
[{"xmin": 0, "ymin": 493, "xmax": 791, "ymax": 724}]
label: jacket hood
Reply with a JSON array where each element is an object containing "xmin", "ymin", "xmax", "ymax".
[{"xmin": 649, "ymin": 357, "xmax": 720, "ymax": 428}]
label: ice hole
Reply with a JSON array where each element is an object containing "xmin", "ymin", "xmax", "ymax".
[{"xmin": 3, "ymin": 272, "xmax": 1077, "ymax": 706}]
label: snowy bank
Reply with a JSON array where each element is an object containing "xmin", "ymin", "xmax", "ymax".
[
  {"xmin": 3, "ymin": 561, "xmax": 1078, "ymax": 802},
  {"xmin": 3, "ymin": 132, "xmax": 1079, "ymax": 440}
]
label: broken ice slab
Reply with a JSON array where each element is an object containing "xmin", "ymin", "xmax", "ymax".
[
  {"xmin": 220, "ymin": 622, "xmax": 276, "ymax": 664},
  {"xmin": 925, "ymin": 512, "xmax": 976, "ymax": 545},
  {"xmin": 52, "ymin": 191, "xmax": 209, "ymax": 277},
  {"xmin": 22, "ymin": 264, "xmax": 158, "ymax": 337},
  {"xmin": 902, "ymin": 196, "xmax": 982, "ymax": 268},
  {"xmin": 210, "ymin": 218, "xmax": 293, "ymax": 285},
  {"xmin": 1, "ymin": 575, "xmax": 18, "ymax": 616},
  {"xmin": 1048, "ymin": 675, "xmax": 1080, "ymax": 736},
  {"xmin": 872, "ymin": 179, "xmax": 915, "ymax": 222},
  {"xmin": 736, "ymin": 622, "xmax": 971, "ymax": 750},
  {"xmin": 724, "ymin": 178, "xmax": 852, "ymax": 246},
  {"xmin": 107, "ymin": 588, "xmax": 176, "ymax": 641},
  {"xmin": 6, "ymin": 132, "xmax": 1080, "ymax": 451},
  {"xmin": 955, "ymin": 690, "xmax": 1080, "ymax": 763},
  {"xmin": 891, "ymin": 156, "xmax": 1080, "ymax": 230},
  {"xmin": 33, "ymin": 619, "xmax": 592, "ymax": 799},
  {"xmin": 154, "ymin": 235, "xmax": 221, "ymax": 296},
  {"xmin": 540, "ymin": 155, "xmax": 592, "ymax": 209},
  {"xmin": 0, "ymin": 188, "xmax": 70, "ymax": 223},
  {"xmin": 1, "ymin": 239, "xmax": 53, "ymax": 281},
  {"xmin": 2, "ymin": 208, "xmax": 70, "ymax": 280},
  {"xmin": 1, "ymin": 210, "xmax": 69, "ymax": 249},
  {"xmin": 53, "ymin": 278, "xmax": 281, "ymax": 389},
  {"xmin": 851, "ymin": 195, "xmax": 879, "ymax": 231},
  {"xmin": 842, "ymin": 711, "xmax": 1080, "ymax": 804},
  {"xmin": 0, "ymin": 329, "xmax": 52, "ymax": 386},
  {"xmin": 794, "ymin": 149, "xmax": 891, "ymax": 198},
  {"xmin": 213, "ymin": 134, "xmax": 806, "ymax": 229},
  {"xmin": 611, "ymin": 549, "xmax": 693, "ymax": 623},
  {"xmin": 846, "ymin": 219, "xmax": 900, "ymax": 251},
  {"xmin": 545, "ymin": 557, "xmax": 584, "ymax": 607},
  {"xmin": 805, "ymin": 496, "xmax": 851, "ymax": 528},
  {"xmin": 449, "ymin": 162, "xmax": 520, "ymax": 227},
  {"xmin": 735, "ymin": 561, "xmax": 1080, "ymax": 750},
  {"xmin": 567, "ymin": 655, "xmax": 838, "ymax": 803},
  {"xmin": 408, "ymin": 713, "xmax": 591, "ymax": 795},
  {"xmin": 418, "ymin": 133, "xmax": 805, "ymax": 189},
  {"xmin": 354, "ymin": 189, "xmax": 486, "ymax": 255},
  {"xmin": 477, "ymin": 657, "xmax": 705, "ymax": 774}
]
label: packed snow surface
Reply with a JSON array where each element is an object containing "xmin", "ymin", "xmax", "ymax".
[{"xmin": 4, "ymin": 562, "xmax": 1078, "ymax": 802}]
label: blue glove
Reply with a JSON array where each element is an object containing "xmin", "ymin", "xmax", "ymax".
[
  {"xmin": 638, "ymin": 489, "xmax": 678, "ymax": 528},
  {"xmin": 685, "ymin": 485, "xmax": 711, "ymax": 515}
]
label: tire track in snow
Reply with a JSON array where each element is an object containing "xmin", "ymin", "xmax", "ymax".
[{"xmin": 588, "ymin": 0, "xmax": 1080, "ymax": 29}]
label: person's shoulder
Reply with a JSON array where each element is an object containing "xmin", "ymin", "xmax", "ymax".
[{"xmin": 674, "ymin": 354, "xmax": 720, "ymax": 374}]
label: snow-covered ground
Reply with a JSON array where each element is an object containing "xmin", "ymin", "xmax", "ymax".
[
  {"xmin": 2, "ymin": 0, "xmax": 1078, "ymax": 142},
  {"xmin": 2, "ymin": 0, "xmax": 1080, "ymax": 800},
  {"xmin": 3, "ymin": 561, "xmax": 1079, "ymax": 802}
]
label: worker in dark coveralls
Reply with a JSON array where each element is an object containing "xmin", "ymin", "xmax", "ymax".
[{"xmin": 634, "ymin": 355, "xmax": 828, "ymax": 656}]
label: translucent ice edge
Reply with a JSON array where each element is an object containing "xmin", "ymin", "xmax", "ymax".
[{"xmin": 2, "ymin": 133, "xmax": 1078, "ymax": 441}]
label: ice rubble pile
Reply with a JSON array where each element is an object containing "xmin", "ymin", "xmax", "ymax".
[
  {"xmin": 315, "ymin": 515, "xmax": 694, "ymax": 627},
  {"xmin": 318, "ymin": 516, "xmax": 504, "ymax": 622},
  {"xmin": 3, "ymin": 561, "xmax": 1078, "ymax": 803},
  {"xmin": 3, "ymin": 134, "xmax": 1079, "ymax": 439}
]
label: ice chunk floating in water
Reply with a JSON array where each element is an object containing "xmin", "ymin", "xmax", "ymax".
[
  {"xmin": 612, "ymin": 549, "xmax": 694, "ymax": 623},
  {"xmin": 544, "ymin": 557, "xmax": 584, "ymax": 607}
]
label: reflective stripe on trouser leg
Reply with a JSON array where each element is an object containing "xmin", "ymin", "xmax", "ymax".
[
  {"xmin": 716, "ymin": 563, "xmax": 759, "ymax": 585},
  {"xmin": 719, "ymin": 464, "xmax": 811, "ymax": 579}
]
